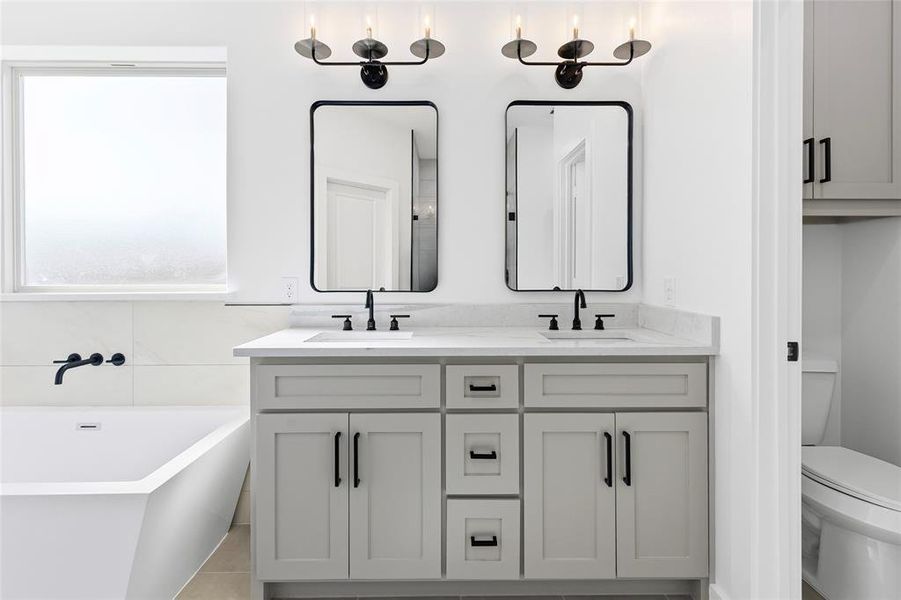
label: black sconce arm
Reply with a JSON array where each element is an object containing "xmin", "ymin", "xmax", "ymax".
[
  {"xmin": 516, "ymin": 42, "xmax": 634, "ymax": 68},
  {"xmin": 311, "ymin": 45, "xmax": 430, "ymax": 67}
]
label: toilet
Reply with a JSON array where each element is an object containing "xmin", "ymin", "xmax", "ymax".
[{"xmin": 801, "ymin": 357, "xmax": 901, "ymax": 600}]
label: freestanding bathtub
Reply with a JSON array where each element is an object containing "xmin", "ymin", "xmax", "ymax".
[{"xmin": 0, "ymin": 406, "xmax": 249, "ymax": 600}]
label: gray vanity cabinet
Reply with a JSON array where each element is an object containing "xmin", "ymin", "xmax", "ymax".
[
  {"xmin": 348, "ymin": 413, "xmax": 442, "ymax": 580},
  {"xmin": 254, "ymin": 412, "xmax": 441, "ymax": 582},
  {"xmin": 523, "ymin": 413, "xmax": 617, "ymax": 579},
  {"xmin": 615, "ymin": 412, "xmax": 708, "ymax": 578},
  {"xmin": 523, "ymin": 411, "xmax": 708, "ymax": 580},
  {"xmin": 255, "ymin": 413, "xmax": 349, "ymax": 581}
]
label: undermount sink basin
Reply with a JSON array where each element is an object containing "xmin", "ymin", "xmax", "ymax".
[
  {"xmin": 306, "ymin": 331, "xmax": 415, "ymax": 342},
  {"xmin": 539, "ymin": 330, "xmax": 633, "ymax": 342}
]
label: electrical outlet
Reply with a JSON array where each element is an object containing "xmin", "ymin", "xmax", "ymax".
[
  {"xmin": 281, "ymin": 277, "xmax": 299, "ymax": 303},
  {"xmin": 663, "ymin": 277, "xmax": 676, "ymax": 306}
]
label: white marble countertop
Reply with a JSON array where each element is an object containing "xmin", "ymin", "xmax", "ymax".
[{"xmin": 234, "ymin": 326, "xmax": 718, "ymax": 358}]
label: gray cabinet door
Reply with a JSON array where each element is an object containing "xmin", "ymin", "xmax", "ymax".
[
  {"xmin": 812, "ymin": 0, "xmax": 901, "ymax": 200},
  {"xmin": 255, "ymin": 413, "xmax": 349, "ymax": 580},
  {"xmin": 523, "ymin": 413, "xmax": 616, "ymax": 579},
  {"xmin": 615, "ymin": 412, "xmax": 708, "ymax": 578},
  {"xmin": 349, "ymin": 413, "xmax": 442, "ymax": 579}
]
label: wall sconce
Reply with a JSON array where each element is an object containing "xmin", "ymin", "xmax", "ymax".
[
  {"xmin": 294, "ymin": 5, "xmax": 445, "ymax": 89},
  {"xmin": 501, "ymin": 11, "xmax": 651, "ymax": 89}
]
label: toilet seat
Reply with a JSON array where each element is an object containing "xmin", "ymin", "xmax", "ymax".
[{"xmin": 802, "ymin": 446, "xmax": 901, "ymax": 513}]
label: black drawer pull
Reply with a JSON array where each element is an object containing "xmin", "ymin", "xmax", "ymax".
[
  {"xmin": 622, "ymin": 431, "xmax": 632, "ymax": 486},
  {"xmin": 469, "ymin": 450, "xmax": 498, "ymax": 460},
  {"xmin": 334, "ymin": 432, "xmax": 342, "ymax": 487},
  {"xmin": 470, "ymin": 535, "xmax": 498, "ymax": 547},
  {"xmin": 603, "ymin": 431, "xmax": 613, "ymax": 488},
  {"xmin": 469, "ymin": 384, "xmax": 497, "ymax": 392},
  {"xmin": 353, "ymin": 432, "xmax": 361, "ymax": 488}
]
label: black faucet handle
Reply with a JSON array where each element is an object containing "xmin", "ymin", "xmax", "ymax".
[
  {"xmin": 538, "ymin": 314, "xmax": 560, "ymax": 331},
  {"xmin": 389, "ymin": 315, "xmax": 410, "ymax": 331},
  {"xmin": 594, "ymin": 314, "xmax": 616, "ymax": 330},
  {"xmin": 331, "ymin": 315, "xmax": 353, "ymax": 331},
  {"xmin": 106, "ymin": 353, "xmax": 126, "ymax": 366},
  {"xmin": 53, "ymin": 353, "xmax": 82, "ymax": 364}
]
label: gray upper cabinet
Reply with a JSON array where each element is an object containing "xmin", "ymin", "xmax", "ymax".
[{"xmin": 805, "ymin": 0, "xmax": 901, "ymax": 213}]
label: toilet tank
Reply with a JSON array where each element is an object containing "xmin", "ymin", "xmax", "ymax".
[{"xmin": 802, "ymin": 357, "xmax": 838, "ymax": 445}]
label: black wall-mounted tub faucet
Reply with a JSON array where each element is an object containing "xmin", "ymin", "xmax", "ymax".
[
  {"xmin": 572, "ymin": 289, "xmax": 587, "ymax": 330},
  {"xmin": 53, "ymin": 353, "xmax": 103, "ymax": 385}
]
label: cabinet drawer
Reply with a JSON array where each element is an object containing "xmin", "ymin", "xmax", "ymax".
[
  {"xmin": 446, "ymin": 499, "xmax": 520, "ymax": 580},
  {"xmin": 446, "ymin": 365, "xmax": 519, "ymax": 409},
  {"xmin": 524, "ymin": 363, "xmax": 706, "ymax": 408},
  {"xmin": 446, "ymin": 414, "xmax": 519, "ymax": 495},
  {"xmin": 256, "ymin": 364, "xmax": 440, "ymax": 410}
]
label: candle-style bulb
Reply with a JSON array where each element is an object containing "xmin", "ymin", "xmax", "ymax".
[
  {"xmin": 424, "ymin": 15, "xmax": 431, "ymax": 39},
  {"xmin": 365, "ymin": 16, "xmax": 373, "ymax": 39},
  {"xmin": 515, "ymin": 14, "xmax": 523, "ymax": 39},
  {"xmin": 572, "ymin": 14, "xmax": 580, "ymax": 40},
  {"xmin": 309, "ymin": 14, "xmax": 316, "ymax": 40},
  {"xmin": 628, "ymin": 17, "xmax": 636, "ymax": 41}
]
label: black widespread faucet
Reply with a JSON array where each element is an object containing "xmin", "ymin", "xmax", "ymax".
[
  {"xmin": 53, "ymin": 353, "xmax": 103, "ymax": 385},
  {"xmin": 364, "ymin": 289, "xmax": 376, "ymax": 331},
  {"xmin": 572, "ymin": 289, "xmax": 587, "ymax": 330}
]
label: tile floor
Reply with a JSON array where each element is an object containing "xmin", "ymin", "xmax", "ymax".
[{"xmin": 177, "ymin": 526, "xmax": 692, "ymax": 600}]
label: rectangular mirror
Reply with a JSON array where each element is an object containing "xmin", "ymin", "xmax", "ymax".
[
  {"xmin": 311, "ymin": 101, "xmax": 438, "ymax": 292},
  {"xmin": 505, "ymin": 101, "xmax": 632, "ymax": 292}
]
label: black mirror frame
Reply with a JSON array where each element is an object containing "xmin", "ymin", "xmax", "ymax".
[
  {"xmin": 504, "ymin": 100, "xmax": 634, "ymax": 293},
  {"xmin": 310, "ymin": 100, "xmax": 439, "ymax": 293}
]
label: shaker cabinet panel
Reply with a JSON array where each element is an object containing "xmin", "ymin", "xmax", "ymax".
[
  {"xmin": 615, "ymin": 412, "xmax": 708, "ymax": 578},
  {"xmin": 349, "ymin": 413, "xmax": 442, "ymax": 580},
  {"xmin": 809, "ymin": 0, "xmax": 901, "ymax": 200},
  {"xmin": 255, "ymin": 413, "xmax": 349, "ymax": 581},
  {"xmin": 523, "ymin": 413, "xmax": 617, "ymax": 579}
]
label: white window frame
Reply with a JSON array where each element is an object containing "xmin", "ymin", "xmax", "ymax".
[{"xmin": 1, "ymin": 57, "xmax": 228, "ymax": 298}]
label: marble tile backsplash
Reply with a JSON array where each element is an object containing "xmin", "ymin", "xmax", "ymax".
[{"xmin": 0, "ymin": 302, "xmax": 290, "ymax": 406}]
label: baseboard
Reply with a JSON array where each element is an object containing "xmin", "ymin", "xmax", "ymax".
[{"xmin": 709, "ymin": 582, "xmax": 731, "ymax": 600}]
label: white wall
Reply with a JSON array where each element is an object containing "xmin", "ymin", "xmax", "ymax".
[
  {"xmin": 640, "ymin": 1, "xmax": 755, "ymax": 597},
  {"xmin": 841, "ymin": 217, "xmax": 901, "ymax": 467},
  {"xmin": 0, "ymin": 0, "xmax": 644, "ymax": 304},
  {"xmin": 802, "ymin": 224, "xmax": 843, "ymax": 445}
]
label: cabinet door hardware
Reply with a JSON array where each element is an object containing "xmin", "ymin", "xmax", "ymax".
[
  {"xmin": 819, "ymin": 137, "xmax": 832, "ymax": 183},
  {"xmin": 803, "ymin": 137, "xmax": 815, "ymax": 183},
  {"xmin": 603, "ymin": 431, "xmax": 613, "ymax": 487},
  {"xmin": 334, "ymin": 432, "xmax": 342, "ymax": 487},
  {"xmin": 469, "ymin": 450, "xmax": 498, "ymax": 460},
  {"xmin": 470, "ymin": 535, "xmax": 498, "ymax": 547},
  {"xmin": 622, "ymin": 431, "xmax": 632, "ymax": 486},
  {"xmin": 468, "ymin": 384, "xmax": 497, "ymax": 392},
  {"xmin": 353, "ymin": 432, "xmax": 361, "ymax": 488}
]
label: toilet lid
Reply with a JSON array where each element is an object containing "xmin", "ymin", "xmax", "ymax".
[{"xmin": 802, "ymin": 446, "xmax": 901, "ymax": 512}]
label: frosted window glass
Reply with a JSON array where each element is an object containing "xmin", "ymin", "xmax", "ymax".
[{"xmin": 20, "ymin": 75, "xmax": 227, "ymax": 288}]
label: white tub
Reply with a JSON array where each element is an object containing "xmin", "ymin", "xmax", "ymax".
[{"xmin": 0, "ymin": 406, "xmax": 249, "ymax": 600}]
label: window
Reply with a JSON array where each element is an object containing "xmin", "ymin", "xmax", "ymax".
[{"xmin": 8, "ymin": 65, "xmax": 227, "ymax": 293}]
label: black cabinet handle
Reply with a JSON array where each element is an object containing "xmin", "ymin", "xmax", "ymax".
[
  {"xmin": 603, "ymin": 431, "xmax": 613, "ymax": 488},
  {"xmin": 622, "ymin": 431, "xmax": 632, "ymax": 486},
  {"xmin": 469, "ymin": 384, "xmax": 497, "ymax": 392},
  {"xmin": 353, "ymin": 432, "xmax": 361, "ymax": 488},
  {"xmin": 334, "ymin": 432, "xmax": 342, "ymax": 487},
  {"xmin": 469, "ymin": 450, "xmax": 498, "ymax": 460},
  {"xmin": 803, "ymin": 137, "xmax": 815, "ymax": 184},
  {"xmin": 470, "ymin": 535, "xmax": 498, "ymax": 547},
  {"xmin": 819, "ymin": 137, "xmax": 832, "ymax": 183}
]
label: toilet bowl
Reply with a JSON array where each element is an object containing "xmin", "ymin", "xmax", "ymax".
[{"xmin": 801, "ymin": 358, "xmax": 901, "ymax": 600}]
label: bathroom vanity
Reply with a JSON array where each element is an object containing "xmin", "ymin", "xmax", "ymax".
[{"xmin": 236, "ymin": 312, "xmax": 718, "ymax": 599}]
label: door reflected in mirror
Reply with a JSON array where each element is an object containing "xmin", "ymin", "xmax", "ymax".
[
  {"xmin": 505, "ymin": 102, "xmax": 632, "ymax": 292},
  {"xmin": 312, "ymin": 102, "xmax": 438, "ymax": 292}
]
